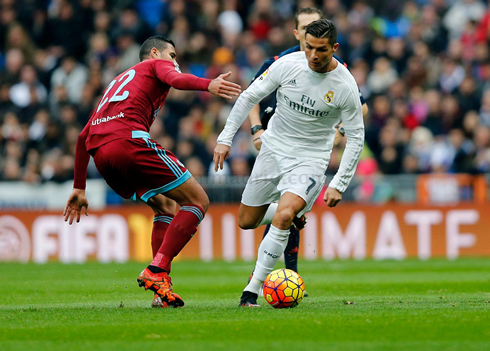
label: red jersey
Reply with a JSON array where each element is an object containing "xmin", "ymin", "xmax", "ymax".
[
  {"xmin": 86, "ymin": 59, "xmax": 209, "ymax": 152},
  {"xmin": 73, "ymin": 58, "xmax": 211, "ymax": 189}
]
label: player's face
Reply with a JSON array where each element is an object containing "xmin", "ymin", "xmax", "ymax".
[
  {"xmin": 294, "ymin": 13, "xmax": 321, "ymax": 51},
  {"xmin": 304, "ymin": 34, "xmax": 339, "ymax": 73},
  {"xmin": 150, "ymin": 45, "xmax": 178, "ymax": 64}
]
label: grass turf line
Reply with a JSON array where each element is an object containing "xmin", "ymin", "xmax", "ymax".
[{"xmin": 0, "ymin": 259, "xmax": 489, "ymax": 351}]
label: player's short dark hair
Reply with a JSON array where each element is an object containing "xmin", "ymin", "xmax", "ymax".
[
  {"xmin": 305, "ymin": 19, "xmax": 337, "ymax": 46},
  {"xmin": 295, "ymin": 7, "xmax": 323, "ymax": 29},
  {"xmin": 139, "ymin": 36, "xmax": 175, "ymax": 61}
]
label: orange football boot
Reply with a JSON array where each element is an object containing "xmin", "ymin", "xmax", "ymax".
[
  {"xmin": 137, "ymin": 268, "xmax": 184, "ymax": 308},
  {"xmin": 151, "ymin": 294, "xmax": 167, "ymax": 308}
]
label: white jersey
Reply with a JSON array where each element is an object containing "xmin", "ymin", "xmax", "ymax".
[{"xmin": 217, "ymin": 51, "xmax": 365, "ymax": 193}]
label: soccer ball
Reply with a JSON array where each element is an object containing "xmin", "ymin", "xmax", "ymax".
[{"xmin": 263, "ymin": 268, "xmax": 305, "ymax": 308}]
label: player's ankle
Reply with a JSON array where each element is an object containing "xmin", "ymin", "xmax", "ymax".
[{"xmin": 147, "ymin": 265, "xmax": 166, "ymax": 274}]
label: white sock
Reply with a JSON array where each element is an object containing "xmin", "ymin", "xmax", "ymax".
[
  {"xmin": 244, "ymin": 225, "xmax": 290, "ymax": 295},
  {"xmin": 258, "ymin": 203, "xmax": 278, "ymax": 227}
]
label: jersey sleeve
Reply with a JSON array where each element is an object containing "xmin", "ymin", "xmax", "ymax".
[
  {"xmin": 328, "ymin": 91, "xmax": 365, "ymax": 193},
  {"xmin": 252, "ymin": 58, "xmax": 276, "ymax": 83},
  {"xmin": 73, "ymin": 123, "xmax": 91, "ymax": 190},
  {"xmin": 217, "ymin": 59, "xmax": 285, "ymax": 146},
  {"xmin": 153, "ymin": 60, "xmax": 211, "ymax": 91}
]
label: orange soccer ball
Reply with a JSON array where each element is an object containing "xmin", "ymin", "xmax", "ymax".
[{"xmin": 263, "ymin": 268, "xmax": 305, "ymax": 308}]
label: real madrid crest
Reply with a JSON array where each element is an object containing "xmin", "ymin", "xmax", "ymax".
[{"xmin": 324, "ymin": 91, "xmax": 334, "ymax": 103}]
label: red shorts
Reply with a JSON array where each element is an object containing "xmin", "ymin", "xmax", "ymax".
[{"xmin": 92, "ymin": 132, "xmax": 190, "ymax": 202}]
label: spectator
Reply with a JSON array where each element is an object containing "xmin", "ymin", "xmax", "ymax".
[
  {"xmin": 111, "ymin": 6, "xmax": 152, "ymax": 44},
  {"xmin": 439, "ymin": 58, "xmax": 465, "ymax": 94},
  {"xmin": 9, "ymin": 65, "xmax": 47, "ymax": 108},
  {"xmin": 0, "ymin": 0, "xmax": 489, "ymax": 184},
  {"xmin": 367, "ymin": 57, "xmax": 398, "ymax": 94},
  {"xmin": 46, "ymin": 0, "xmax": 86, "ymax": 59},
  {"xmin": 115, "ymin": 32, "xmax": 140, "ymax": 72},
  {"xmin": 443, "ymin": 0, "xmax": 485, "ymax": 39},
  {"xmin": 50, "ymin": 56, "xmax": 88, "ymax": 105}
]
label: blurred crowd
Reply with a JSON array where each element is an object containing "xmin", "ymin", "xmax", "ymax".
[{"xmin": 1, "ymin": 0, "xmax": 490, "ymax": 185}]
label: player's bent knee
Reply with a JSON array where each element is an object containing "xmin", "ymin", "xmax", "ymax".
[
  {"xmin": 158, "ymin": 199, "xmax": 177, "ymax": 214},
  {"xmin": 200, "ymin": 194, "xmax": 210, "ymax": 213},
  {"xmin": 274, "ymin": 208, "xmax": 296, "ymax": 226},
  {"xmin": 147, "ymin": 195, "xmax": 177, "ymax": 215},
  {"xmin": 238, "ymin": 216, "xmax": 258, "ymax": 230}
]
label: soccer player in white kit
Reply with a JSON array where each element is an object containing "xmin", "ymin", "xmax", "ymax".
[{"xmin": 214, "ymin": 19, "xmax": 365, "ymax": 307}]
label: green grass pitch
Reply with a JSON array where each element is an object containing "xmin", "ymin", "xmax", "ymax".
[{"xmin": 0, "ymin": 259, "xmax": 489, "ymax": 351}]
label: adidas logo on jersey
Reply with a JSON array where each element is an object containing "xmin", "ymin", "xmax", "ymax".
[{"xmin": 287, "ymin": 79, "xmax": 297, "ymax": 86}]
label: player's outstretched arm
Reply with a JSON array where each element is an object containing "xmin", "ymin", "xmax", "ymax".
[
  {"xmin": 159, "ymin": 66, "xmax": 241, "ymax": 97},
  {"xmin": 208, "ymin": 71, "xmax": 242, "ymax": 99},
  {"xmin": 216, "ymin": 60, "xmax": 282, "ymax": 151},
  {"xmin": 65, "ymin": 124, "xmax": 90, "ymax": 224},
  {"xmin": 63, "ymin": 188, "xmax": 89, "ymax": 225}
]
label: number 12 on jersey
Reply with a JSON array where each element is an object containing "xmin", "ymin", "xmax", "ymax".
[{"xmin": 96, "ymin": 69, "xmax": 136, "ymax": 113}]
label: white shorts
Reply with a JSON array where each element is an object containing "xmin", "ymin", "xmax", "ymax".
[{"xmin": 241, "ymin": 144, "xmax": 328, "ymax": 216}]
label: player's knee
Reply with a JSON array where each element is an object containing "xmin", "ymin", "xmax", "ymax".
[
  {"xmin": 274, "ymin": 207, "xmax": 296, "ymax": 227},
  {"xmin": 238, "ymin": 218, "xmax": 252, "ymax": 230},
  {"xmin": 186, "ymin": 190, "xmax": 209, "ymax": 213},
  {"xmin": 147, "ymin": 196, "xmax": 177, "ymax": 215},
  {"xmin": 200, "ymin": 194, "xmax": 210, "ymax": 213},
  {"xmin": 159, "ymin": 201, "xmax": 176, "ymax": 214},
  {"xmin": 238, "ymin": 216, "xmax": 257, "ymax": 230}
]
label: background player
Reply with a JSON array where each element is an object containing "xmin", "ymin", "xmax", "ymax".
[
  {"xmin": 63, "ymin": 36, "xmax": 241, "ymax": 308},
  {"xmin": 247, "ymin": 7, "xmax": 369, "ymax": 283},
  {"xmin": 214, "ymin": 19, "xmax": 365, "ymax": 307}
]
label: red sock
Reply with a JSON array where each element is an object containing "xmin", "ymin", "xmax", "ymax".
[
  {"xmin": 151, "ymin": 213, "xmax": 174, "ymax": 258},
  {"xmin": 151, "ymin": 204, "xmax": 204, "ymax": 273}
]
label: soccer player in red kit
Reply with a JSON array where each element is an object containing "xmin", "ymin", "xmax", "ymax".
[{"xmin": 63, "ymin": 36, "xmax": 241, "ymax": 307}]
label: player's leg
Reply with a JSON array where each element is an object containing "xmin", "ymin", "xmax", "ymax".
[
  {"xmin": 148, "ymin": 176, "xmax": 209, "ymax": 274},
  {"xmin": 240, "ymin": 160, "xmax": 326, "ymax": 306},
  {"xmin": 139, "ymin": 181, "xmax": 208, "ymax": 308},
  {"xmin": 239, "ymin": 143, "xmax": 281, "ymax": 230},
  {"xmin": 249, "ymin": 222, "xmax": 298, "ymax": 284},
  {"xmin": 147, "ymin": 194, "xmax": 177, "ymax": 257},
  {"xmin": 284, "ymin": 226, "xmax": 299, "ymax": 272},
  {"xmin": 259, "ymin": 220, "xmax": 303, "ymax": 294},
  {"xmin": 240, "ymin": 192, "xmax": 306, "ymax": 306},
  {"xmin": 92, "ymin": 137, "xmax": 196, "ymax": 307},
  {"xmin": 146, "ymin": 194, "xmax": 177, "ymax": 308},
  {"xmin": 238, "ymin": 203, "xmax": 271, "ymax": 229},
  {"xmin": 124, "ymin": 136, "xmax": 205, "ymax": 307},
  {"xmin": 284, "ymin": 224, "xmax": 309, "ymax": 297},
  {"xmin": 249, "ymin": 217, "xmax": 299, "ymax": 293}
]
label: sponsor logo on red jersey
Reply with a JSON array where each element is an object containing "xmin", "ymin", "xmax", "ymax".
[{"xmin": 91, "ymin": 112, "xmax": 125, "ymax": 125}]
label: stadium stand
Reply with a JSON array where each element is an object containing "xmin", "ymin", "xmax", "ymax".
[{"xmin": 0, "ymin": 0, "xmax": 489, "ymax": 203}]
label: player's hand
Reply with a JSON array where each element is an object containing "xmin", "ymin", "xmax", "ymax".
[
  {"xmin": 324, "ymin": 187, "xmax": 342, "ymax": 207},
  {"xmin": 253, "ymin": 129, "xmax": 264, "ymax": 151},
  {"xmin": 63, "ymin": 188, "xmax": 89, "ymax": 225},
  {"xmin": 208, "ymin": 71, "xmax": 242, "ymax": 99},
  {"xmin": 213, "ymin": 143, "xmax": 231, "ymax": 171}
]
